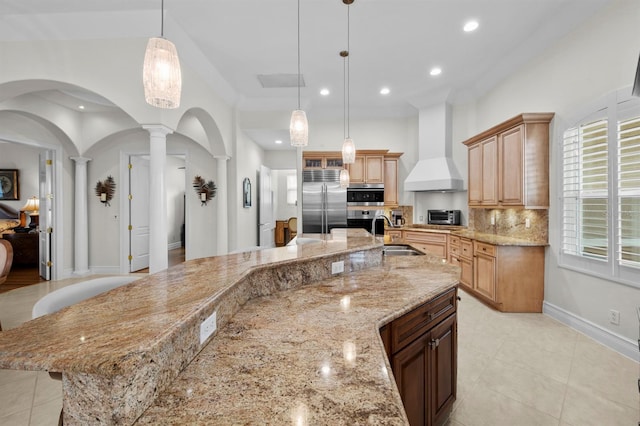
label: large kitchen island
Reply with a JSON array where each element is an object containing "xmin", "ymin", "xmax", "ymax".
[{"xmin": 0, "ymin": 229, "xmax": 459, "ymax": 425}]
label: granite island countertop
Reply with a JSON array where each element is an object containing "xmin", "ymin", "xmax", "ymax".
[
  {"xmin": 136, "ymin": 254, "xmax": 460, "ymax": 425},
  {"xmin": 0, "ymin": 229, "xmax": 387, "ymax": 424},
  {"xmin": 386, "ymin": 225, "xmax": 547, "ymax": 246}
]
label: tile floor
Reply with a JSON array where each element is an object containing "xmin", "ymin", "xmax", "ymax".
[{"xmin": 0, "ymin": 282, "xmax": 638, "ymax": 425}]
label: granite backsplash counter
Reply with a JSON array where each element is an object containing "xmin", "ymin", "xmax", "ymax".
[{"xmin": 451, "ymin": 230, "xmax": 548, "ymax": 246}]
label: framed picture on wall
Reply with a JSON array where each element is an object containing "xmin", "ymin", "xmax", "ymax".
[{"xmin": 0, "ymin": 169, "xmax": 19, "ymax": 200}]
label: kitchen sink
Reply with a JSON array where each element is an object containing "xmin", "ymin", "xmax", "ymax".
[{"xmin": 383, "ymin": 245, "xmax": 425, "ymax": 256}]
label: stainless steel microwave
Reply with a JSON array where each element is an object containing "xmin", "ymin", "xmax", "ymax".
[
  {"xmin": 346, "ymin": 184, "xmax": 384, "ymax": 206},
  {"xmin": 427, "ymin": 210, "xmax": 461, "ymax": 225}
]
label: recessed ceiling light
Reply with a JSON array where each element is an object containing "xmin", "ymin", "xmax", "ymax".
[
  {"xmin": 275, "ymin": 140, "xmax": 283, "ymax": 144},
  {"xmin": 380, "ymin": 87, "xmax": 390, "ymax": 95},
  {"xmin": 78, "ymin": 105, "xmax": 85, "ymax": 110},
  {"xmin": 463, "ymin": 20, "xmax": 479, "ymax": 32},
  {"xmin": 430, "ymin": 67, "xmax": 442, "ymax": 76},
  {"xmin": 320, "ymin": 88, "xmax": 330, "ymax": 96}
]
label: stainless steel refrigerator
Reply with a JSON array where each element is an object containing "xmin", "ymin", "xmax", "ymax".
[{"xmin": 302, "ymin": 169, "xmax": 347, "ymax": 234}]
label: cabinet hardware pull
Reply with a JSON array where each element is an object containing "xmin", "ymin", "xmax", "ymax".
[{"xmin": 429, "ymin": 338, "xmax": 440, "ymax": 349}]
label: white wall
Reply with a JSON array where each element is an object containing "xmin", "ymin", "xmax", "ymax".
[
  {"xmin": 452, "ymin": 0, "xmax": 640, "ymax": 345},
  {"xmin": 272, "ymin": 169, "xmax": 297, "ymax": 221},
  {"xmin": 230, "ymin": 130, "xmax": 264, "ymax": 251},
  {"xmin": 0, "ymin": 142, "xmax": 41, "ymax": 213}
]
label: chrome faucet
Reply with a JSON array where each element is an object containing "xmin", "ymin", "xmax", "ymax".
[{"xmin": 372, "ymin": 214, "xmax": 394, "ymax": 235}]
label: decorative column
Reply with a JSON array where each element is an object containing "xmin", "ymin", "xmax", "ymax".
[
  {"xmin": 215, "ymin": 155, "xmax": 230, "ymax": 254},
  {"xmin": 143, "ymin": 125, "xmax": 172, "ymax": 274},
  {"xmin": 70, "ymin": 156, "xmax": 91, "ymax": 275}
]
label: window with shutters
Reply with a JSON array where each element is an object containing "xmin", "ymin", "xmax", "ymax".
[{"xmin": 560, "ymin": 90, "xmax": 640, "ymax": 287}]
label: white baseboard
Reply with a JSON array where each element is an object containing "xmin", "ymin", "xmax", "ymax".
[
  {"xmin": 543, "ymin": 301, "xmax": 639, "ymax": 361},
  {"xmin": 168, "ymin": 242, "xmax": 182, "ymax": 250}
]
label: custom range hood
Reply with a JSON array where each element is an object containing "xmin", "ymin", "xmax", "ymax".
[{"xmin": 404, "ymin": 103, "xmax": 464, "ymax": 192}]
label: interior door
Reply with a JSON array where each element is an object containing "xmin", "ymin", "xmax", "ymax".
[
  {"xmin": 258, "ymin": 165, "xmax": 274, "ymax": 247},
  {"xmin": 129, "ymin": 155, "xmax": 150, "ymax": 272},
  {"xmin": 38, "ymin": 150, "xmax": 54, "ymax": 280}
]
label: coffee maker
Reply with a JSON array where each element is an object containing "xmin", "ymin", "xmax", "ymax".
[{"xmin": 391, "ymin": 209, "xmax": 404, "ymax": 226}]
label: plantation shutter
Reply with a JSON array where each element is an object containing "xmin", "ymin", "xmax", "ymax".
[
  {"xmin": 617, "ymin": 115, "xmax": 640, "ymax": 268},
  {"xmin": 562, "ymin": 118, "xmax": 609, "ymax": 260}
]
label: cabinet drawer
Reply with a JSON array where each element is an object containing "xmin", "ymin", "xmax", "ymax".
[
  {"xmin": 391, "ymin": 288, "xmax": 457, "ymax": 353},
  {"xmin": 460, "ymin": 239, "xmax": 473, "ymax": 259},
  {"xmin": 404, "ymin": 231, "xmax": 447, "ymax": 244},
  {"xmin": 449, "ymin": 235, "xmax": 460, "ymax": 247},
  {"xmin": 449, "ymin": 245, "xmax": 460, "ymax": 256},
  {"xmin": 474, "ymin": 241, "xmax": 496, "ymax": 257}
]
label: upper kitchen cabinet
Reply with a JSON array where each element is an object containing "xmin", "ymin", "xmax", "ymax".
[
  {"xmin": 463, "ymin": 113, "xmax": 554, "ymax": 209},
  {"xmin": 347, "ymin": 150, "xmax": 386, "ymax": 184},
  {"xmin": 384, "ymin": 153, "xmax": 402, "ymax": 207},
  {"xmin": 303, "ymin": 152, "xmax": 344, "ymax": 170}
]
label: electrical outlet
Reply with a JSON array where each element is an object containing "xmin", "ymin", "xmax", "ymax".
[
  {"xmin": 200, "ymin": 311, "xmax": 217, "ymax": 344},
  {"xmin": 419, "ymin": 215, "xmax": 424, "ymax": 223},
  {"xmin": 525, "ymin": 218, "xmax": 531, "ymax": 228},
  {"xmin": 332, "ymin": 260, "xmax": 344, "ymax": 274},
  {"xmin": 490, "ymin": 215, "xmax": 495, "ymax": 225},
  {"xmin": 608, "ymin": 309, "xmax": 620, "ymax": 325}
]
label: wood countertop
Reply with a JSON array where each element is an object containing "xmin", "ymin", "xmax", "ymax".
[{"xmin": 0, "ymin": 229, "xmax": 460, "ymax": 425}]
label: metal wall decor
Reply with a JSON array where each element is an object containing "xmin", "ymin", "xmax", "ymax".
[
  {"xmin": 95, "ymin": 176, "xmax": 116, "ymax": 206},
  {"xmin": 193, "ymin": 175, "xmax": 216, "ymax": 206},
  {"xmin": 243, "ymin": 178, "xmax": 251, "ymax": 208}
]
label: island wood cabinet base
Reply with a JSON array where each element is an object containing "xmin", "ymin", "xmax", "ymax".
[{"xmin": 380, "ymin": 287, "xmax": 457, "ymax": 426}]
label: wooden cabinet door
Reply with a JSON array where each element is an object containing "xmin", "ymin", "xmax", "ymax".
[
  {"xmin": 384, "ymin": 158, "xmax": 398, "ymax": 206},
  {"xmin": 468, "ymin": 143, "xmax": 483, "ymax": 205},
  {"xmin": 460, "ymin": 257, "xmax": 473, "ymax": 288},
  {"xmin": 429, "ymin": 313, "xmax": 457, "ymax": 426},
  {"xmin": 481, "ymin": 136, "xmax": 498, "ymax": 205},
  {"xmin": 324, "ymin": 156, "xmax": 344, "ymax": 169},
  {"xmin": 392, "ymin": 334, "xmax": 429, "ymax": 426},
  {"xmin": 303, "ymin": 157, "xmax": 323, "ymax": 169},
  {"xmin": 474, "ymin": 252, "xmax": 496, "ymax": 301},
  {"xmin": 347, "ymin": 156, "xmax": 365, "ymax": 183},
  {"xmin": 365, "ymin": 155, "xmax": 384, "ymax": 183},
  {"xmin": 499, "ymin": 125, "xmax": 524, "ymax": 205}
]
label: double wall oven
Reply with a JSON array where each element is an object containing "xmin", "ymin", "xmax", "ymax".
[{"xmin": 346, "ymin": 184, "xmax": 385, "ymax": 235}]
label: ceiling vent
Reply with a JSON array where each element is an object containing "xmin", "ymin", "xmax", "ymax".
[{"xmin": 257, "ymin": 74, "xmax": 305, "ymax": 88}]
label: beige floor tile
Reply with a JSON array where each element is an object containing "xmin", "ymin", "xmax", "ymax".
[
  {"xmin": 451, "ymin": 384, "xmax": 560, "ymax": 426},
  {"xmin": 560, "ymin": 383, "xmax": 639, "ymax": 426},
  {"xmin": 0, "ymin": 369, "xmax": 38, "ymax": 387},
  {"xmin": 478, "ymin": 358, "xmax": 567, "ymax": 419},
  {"xmin": 29, "ymin": 397, "xmax": 61, "ymax": 426},
  {"xmin": 0, "ymin": 407, "xmax": 30, "ymax": 426},
  {"xmin": 0, "ymin": 374, "xmax": 37, "ymax": 418},
  {"xmin": 569, "ymin": 334, "xmax": 639, "ymax": 409},
  {"xmin": 32, "ymin": 372, "xmax": 62, "ymax": 406},
  {"xmin": 494, "ymin": 339, "xmax": 574, "ymax": 383}
]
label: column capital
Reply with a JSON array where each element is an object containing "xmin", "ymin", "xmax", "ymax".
[
  {"xmin": 70, "ymin": 156, "xmax": 92, "ymax": 164},
  {"xmin": 214, "ymin": 155, "xmax": 231, "ymax": 161},
  {"xmin": 142, "ymin": 124, "xmax": 174, "ymax": 136}
]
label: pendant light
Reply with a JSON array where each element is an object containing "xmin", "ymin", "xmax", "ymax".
[
  {"xmin": 339, "ymin": 49, "xmax": 351, "ymax": 188},
  {"xmin": 143, "ymin": 0, "xmax": 182, "ymax": 109},
  {"xmin": 290, "ymin": 0, "xmax": 309, "ymax": 146},
  {"xmin": 341, "ymin": 0, "xmax": 356, "ymax": 164}
]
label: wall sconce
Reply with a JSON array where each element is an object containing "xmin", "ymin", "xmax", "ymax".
[
  {"xmin": 193, "ymin": 176, "xmax": 216, "ymax": 206},
  {"xmin": 95, "ymin": 176, "xmax": 115, "ymax": 206}
]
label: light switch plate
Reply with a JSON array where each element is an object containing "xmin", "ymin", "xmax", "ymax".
[{"xmin": 200, "ymin": 311, "xmax": 217, "ymax": 345}]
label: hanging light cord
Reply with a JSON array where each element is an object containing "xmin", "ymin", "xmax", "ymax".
[
  {"xmin": 160, "ymin": 0, "xmax": 164, "ymax": 37},
  {"xmin": 346, "ymin": 3, "xmax": 351, "ymax": 138},
  {"xmin": 297, "ymin": 0, "xmax": 301, "ymax": 110},
  {"xmin": 343, "ymin": 53, "xmax": 347, "ymax": 139}
]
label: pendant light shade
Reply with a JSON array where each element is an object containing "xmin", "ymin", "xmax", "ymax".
[
  {"xmin": 342, "ymin": 137, "xmax": 355, "ymax": 164},
  {"xmin": 290, "ymin": 109, "xmax": 309, "ymax": 147},
  {"xmin": 290, "ymin": 0, "xmax": 309, "ymax": 146},
  {"xmin": 143, "ymin": 37, "xmax": 182, "ymax": 109},
  {"xmin": 339, "ymin": 168, "xmax": 350, "ymax": 188},
  {"xmin": 143, "ymin": 0, "xmax": 182, "ymax": 109}
]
